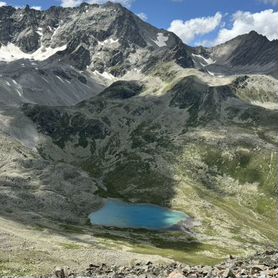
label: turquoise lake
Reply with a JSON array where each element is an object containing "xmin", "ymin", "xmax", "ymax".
[{"xmin": 89, "ymin": 199, "xmax": 188, "ymax": 230}]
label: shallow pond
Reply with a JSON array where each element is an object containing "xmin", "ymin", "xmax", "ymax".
[{"xmin": 89, "ymin": 199, "xmax": 188, "ymax": 230}]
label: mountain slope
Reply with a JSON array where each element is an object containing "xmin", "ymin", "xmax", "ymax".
[
  {"xmin": 1, "ymin": 5, "xmax": 277, "ymax": 108},
  {"xmin": 0, "ymin": 60, "xmax": 105, "ymax": 106},
  {"xmin": 0, "ymin": 3, "xmax": 194, "ymax": 75},
  {"xmin": 232, "ymin": 75, "xmax": 278, "ymax": 109},
  {"xmin": 193, "ymin": 31, "xmax": 278, "ymax": 78},
  {"xmin": 0, "ymin": 2, "xmax": 196, "ymax": 106},
  {"xmin": 20, "ymin": 72, "xmax": 278, "ymax": 262},
  {"xmin": 0, "ymin": 2, "xmax": 277, "ymax": 276}
]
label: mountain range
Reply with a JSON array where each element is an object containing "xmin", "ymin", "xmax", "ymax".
[{"xmin": 0, "ymin": 2, "xmax": 277, "ymax": 276}]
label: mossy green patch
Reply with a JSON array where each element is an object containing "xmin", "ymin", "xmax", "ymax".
[
  {"xmin": 60, "ymin": 243, "xmax": 82, "ymax": 250},
  {"xmin": 59, "ymin": 224, "xmax": 85, "ymax": 234},
  {"xmin": 203, "ymin": 146, "xmax": 277, "ymax": 195}
]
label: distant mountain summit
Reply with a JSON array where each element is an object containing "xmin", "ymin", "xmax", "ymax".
[
  {"xmin": 0, "ymin": 3, "xmax": 277, "ymax": 108},
  {"xmin": 193, "ymin": 31, "xmax": 278, "ymax": 78},
  {"xmin": 1, "ymin": 3, "xmax": 277, "ymax": 80},
  {"xmin": 0, "ymin": 2, "xmax": 193, "ymax": 75}
]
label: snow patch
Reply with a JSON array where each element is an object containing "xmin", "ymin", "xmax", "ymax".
[
  {"xmin": 98, "ymin": 38, "xmax": 119, "ymax": 46},
  {"xmin": 41, "ymin": 77, "xmax": 49, "ymax": 83},
  {"xmin": 16, "ymin": 89, "xmax": 22, "ymax": 97},
  {"xmin": 192, "ymin": 54, "xmax": 215, "ymax": 65},
  {"xmin": 93, "ymin": 70, "xmax": 116, "ymax": 81},
  {"xmin": 207, "ymin": 70, "xmax": 215, "ymax": 76},
  {"xmin": 36, "ymin": 27, "xmax": 43, "ymax": 37},
  {"xmin": 0, "ymin": 43, "xmax": 67, "ymax": 62},
  {"xmin": 251, "ymin": 101, "xmax": 278, "ymax": 110},
  {"xmin": 153, "ymin": 33, "xmax": 168, "ymax": 47},
  {"xmin": 56, "ymin": 76, "xmax": 65, "ymax": 83}
]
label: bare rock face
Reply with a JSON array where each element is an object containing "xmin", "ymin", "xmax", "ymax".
[
  {"xmin": 0, "ymin": 2, "xmax": 195, "ymax": 107},
  {"xmin": 193, "ymin": 31, "xmax": 278, "ymax": 78},
  {"xmin": 0, "ymin": 4, "xmax": 277, "ymax": 109},
  {"xmin": 0, "ymin": 3, "xmax": 194, "ymax": 74}
]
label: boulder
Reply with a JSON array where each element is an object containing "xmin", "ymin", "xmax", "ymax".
[{"xmin": 167, "ymin": 270, "xmax": 185, "ymax": 278}]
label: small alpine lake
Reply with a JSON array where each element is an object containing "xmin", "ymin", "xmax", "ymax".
[{"xmin": 89, "ymin": 199, "xmax": 189, "ymax": 231}]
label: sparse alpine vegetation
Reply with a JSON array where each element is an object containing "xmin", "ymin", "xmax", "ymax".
[{"xmin": 0, "ymin": 2, "xmax": 277, "ymax": 277}]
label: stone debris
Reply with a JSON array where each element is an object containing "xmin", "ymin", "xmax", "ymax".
[{"xmin": 48, "ymin": 250, "xmax": 278, "ymax": 278}]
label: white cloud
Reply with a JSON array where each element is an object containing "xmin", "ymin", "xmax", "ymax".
[
  {"xmin": 168, "ymin": 12, "xmax": 222, "ymax": 44},
  {"xmin": 60, "ymin": 0, "xmax": 82, "ymax": 7},
  {"xmin": 258, "ymin": 0, "xmax": 278, "ymax": 5},
  {"xmin": 31, "ymin": 6, "xmax": 42, "ymax": 10},
  {"xmin": 0, "ymin": 1, "xmax": 7, "ymax": 7},
  {"xmin": 136, "ymin": 12, "xmax": 148, "ymax": 21},
  {"xmin": 61, "ymin": 0, "xmax": 134, "ymax": 8},
  {"xmin": 213, "ymin": 9, "xmax": 278, "ymax": 45}
]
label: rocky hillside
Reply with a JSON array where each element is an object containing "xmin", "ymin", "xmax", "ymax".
[
  {"xmin": 232, "ymin": 75, "xmax": 278, "ymax": 109},
  {"xmin": 81, "ymin": 250, "xmax": 278, "ymax": 277},
  {"xmin": 0, "ymin": 2, "xmax": 196, "ymax": 106},
  {"xmin": 0, "ymin": 60, "xmax": 106, "ymax": 106},
  {"xmin": 0, "ymin": 3, "xmax": 193, "ymax": 74},
  {"xmin": 21, "ymin": 68, "xmax": 278, "ymax": 261},
  {"xmin": 193, "ymin": 31, "xmax": 278, "ymax": 78}
]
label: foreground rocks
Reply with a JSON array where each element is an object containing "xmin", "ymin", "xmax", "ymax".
[{"xmin": 50, "ymin": 250, "xmax": 278, "ymax": 278}]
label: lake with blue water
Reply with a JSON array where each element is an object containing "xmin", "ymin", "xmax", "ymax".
[{"xmin": 89, "ymin": 199, "xmax": 188, "ymax": 230}]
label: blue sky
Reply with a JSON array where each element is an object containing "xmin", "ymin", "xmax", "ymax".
[
  {"xmin": 1, "ymin": 0, "xmax": 277, "ymax": 46},
  {"xmin": 133, "ymin": 0, "xmax": 277, "ymax": 28}
]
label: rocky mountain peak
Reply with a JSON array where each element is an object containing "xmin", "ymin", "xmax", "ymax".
[
  {"xmin": 0, "ymin": 2, "xmax": 194, "ymax": 75},
  {"xmin": 245, "ymin": 30, "xmax": 268, "ymax": 40},
  {"xmin": 193, "ymin": 29, "xmax": 278, "ymax": 78},
  {"xmin": 0, "ymin": 2, "xmax": 277, "ymax": 79}
]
